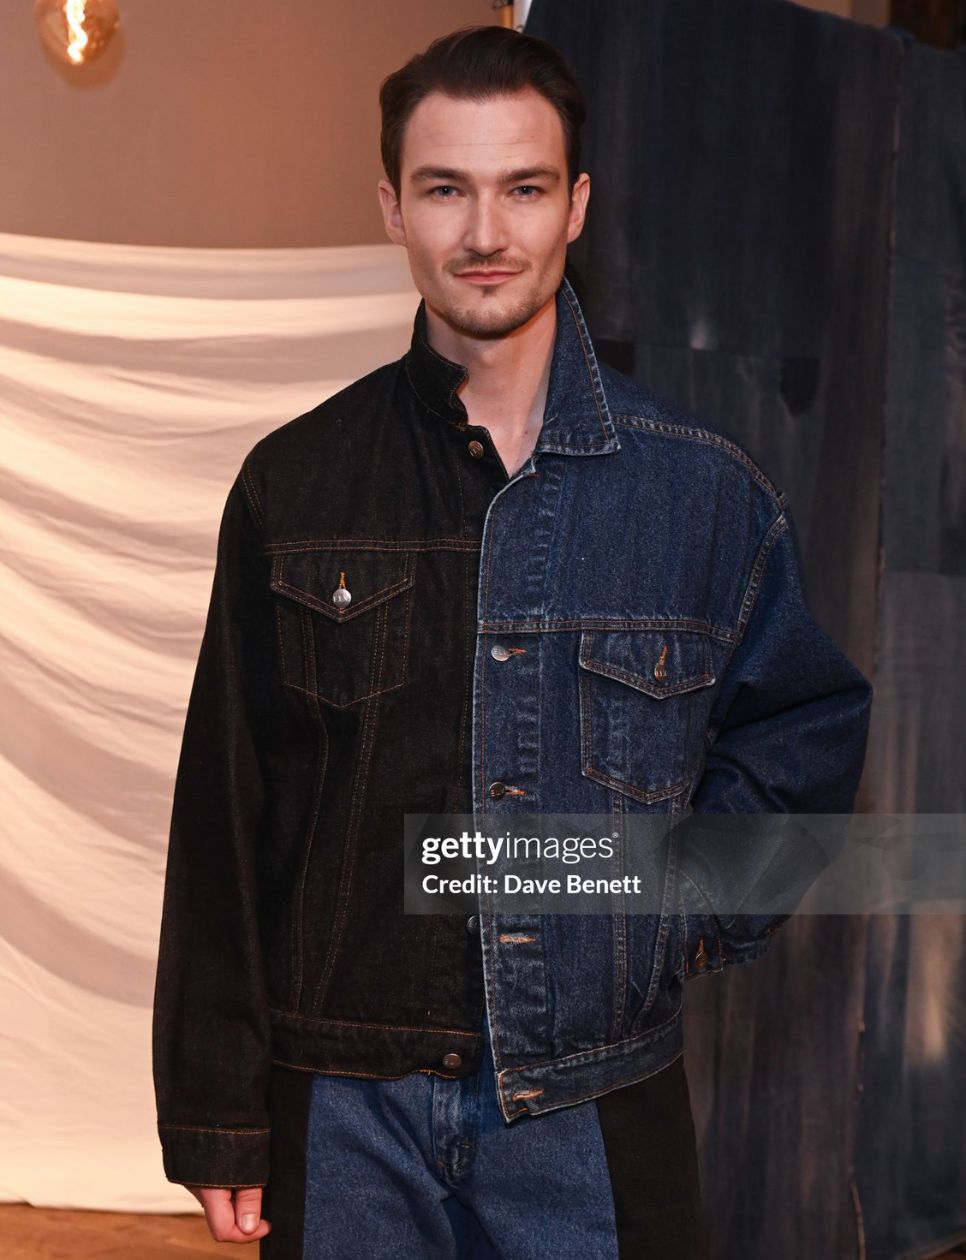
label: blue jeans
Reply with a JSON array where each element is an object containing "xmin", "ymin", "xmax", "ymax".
[{"xmin": 260, "ymin": 1012, "xmax": 709, "ymax": 1259}]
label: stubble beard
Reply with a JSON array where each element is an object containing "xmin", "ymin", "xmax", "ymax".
[{"xmin": 435, "ymin": 273, "xmax": 550, "ymax": 342}]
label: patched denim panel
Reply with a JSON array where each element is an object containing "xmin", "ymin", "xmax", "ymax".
[
  {"xmin": 578, "ymin": 629, "xmax": 719, "ymax": 802},
  {"xmin": 269, "ymin": 546, "xmax": 415, "ymax": 709}
]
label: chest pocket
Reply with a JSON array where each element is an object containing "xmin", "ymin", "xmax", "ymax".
[
  {"xmin": 269, "ymin": 548, "xmax": 415, "ymax": 709},
  {"xmin": 578, "ymin": 629, "xmax": 718, "ymax": 804}
]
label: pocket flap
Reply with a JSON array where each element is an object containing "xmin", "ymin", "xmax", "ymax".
[
  {"xmin": 579, "ymin": 629, "xmax": 715, "ymax": 699},
  {"xmin": 269, "ymin": 549, "xmax": 415, "ymax": 622}
]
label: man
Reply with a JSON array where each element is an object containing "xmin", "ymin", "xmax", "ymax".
[{"xmin": 152, "ymin": 23, "xmax": 873, "ymax": 1259}]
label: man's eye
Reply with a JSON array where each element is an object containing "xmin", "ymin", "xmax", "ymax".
[
  {"xmin": 430, "ymin": 185, "xmax": 458, "ymax": 197},
  {"xmin": 513, "ymin": 186, "xmax": 541, "ymax": 197}
]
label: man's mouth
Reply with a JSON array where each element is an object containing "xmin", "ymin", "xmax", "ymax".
[{"xmin": 455, "ymin": 269, "xmax": 522, "ymax": 284}]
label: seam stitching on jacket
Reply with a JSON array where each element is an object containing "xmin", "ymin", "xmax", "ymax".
[
  {"xmin": 264, "ymin": 538, "xmax": 481, "ymax": 553},
  {"xmin": 158, "ymin": 1124, "xmax": 270, "ymax": 1134},
  {"xmin": 240, "ymin": 458, "xmax": 264, "ymax": 531},
  {"xmin": 269, "ymin": 1009, "xmax": 482, "ymax": 1035},
  {"xmin": 610, "ymin": 413, "xmax": 785, "ymax": 504},
  {"xmin": 497, "ymin": 1004, "xmax": 682, "ymax": 1077},
  {"xmin": 711, "ymin": 513, "xmax": 788, "ymax": 690},
  {"xmin": 735, "ymin": 514, "xmax": 788, "ymax": 640}
]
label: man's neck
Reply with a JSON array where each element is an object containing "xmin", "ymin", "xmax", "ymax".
[{"xmin": 423, "ymin": 295, "xmax": 556, "ymax": 476}]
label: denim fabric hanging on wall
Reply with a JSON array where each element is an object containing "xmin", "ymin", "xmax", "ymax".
[
  {"xmin": 855, "ymin": 36, "xmax": 966, "ymax": 1260},
  {"xmin": 525, "ymin": 1, "xmax": 966, "ymax": 1256}
]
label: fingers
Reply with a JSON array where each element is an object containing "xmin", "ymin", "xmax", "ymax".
[
  {"xmin": 235, "ymin": 1186, "xmax": 269, "ymax": 1238},
  {"xmin": 184, "ymin": 1184, "xmax": 272, "ymax": 1244}
]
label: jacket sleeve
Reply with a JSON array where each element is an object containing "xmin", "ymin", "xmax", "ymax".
[
  {"xmin": 673, "ymin": 505, "xmax": 873, "ymax": 979},
  {"xmin": 152, "ymin": 459, "xmax": 275, "ymax": 1187}
]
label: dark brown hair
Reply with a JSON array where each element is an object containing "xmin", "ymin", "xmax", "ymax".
[{"xmin": 379, "ymin": 24, "xmax": 586, "ymax": 200}]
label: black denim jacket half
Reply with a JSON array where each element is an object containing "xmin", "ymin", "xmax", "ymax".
[{"xmin": 152, "ymin": 294, "xmax": 527, "ymax": 1186}]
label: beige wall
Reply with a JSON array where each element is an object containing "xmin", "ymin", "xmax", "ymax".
[
  {"xmin": 794, "ymin": 0, "xmax": 852, "ymax": 16},
  {"xmin": 0, "ymin": 0, "xmax": 498, "ymax": 248},
  {"xmin": 0, "ymin": 0, "xmax": 891, "ymax": 250},
  {"xmin": 795, "ymin": 0, "xmax": 890, "ymax": 22},
  {"xmin": 851, "ymin": 0, "xmax": 891, "ymax": 26}
]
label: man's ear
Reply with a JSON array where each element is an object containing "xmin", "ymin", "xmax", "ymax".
[
  {"xmin": 377, "ymin": 180, "xmax": 407, "ymax": 247},
  {"xmin": 566, "ymin": 173, "xmax": 591, "ymax": 244}
]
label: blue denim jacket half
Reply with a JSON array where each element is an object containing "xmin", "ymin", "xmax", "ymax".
[{"xmin": 468, "ymin": 277, "xmax": 871, "ymax": 1119}]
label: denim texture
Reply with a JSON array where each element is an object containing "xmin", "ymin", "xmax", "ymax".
[
  {"xmin": 152, "ymin": 275, "xmax": 872, "ymax": 1188},
  {"xmin": 299, "ymin": 1012, "xmax": 619, "ymax": 1259}
]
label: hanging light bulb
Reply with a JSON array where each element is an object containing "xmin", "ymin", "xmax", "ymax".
[{"xmin": 35, "ymin": 0, "xmax": 119, "ymax": 67}]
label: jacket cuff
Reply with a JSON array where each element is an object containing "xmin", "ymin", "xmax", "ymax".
[
  {"xmin": 158, "ymin": 1123, "xmax": 271, "ymax": 1188},
  {"xmin": 677, "ymin": 863, "xmax": 788, "ymax": 978},
  {"xmin": 676, "ymin": 866, "xmax": 724, "ymax": 978}
]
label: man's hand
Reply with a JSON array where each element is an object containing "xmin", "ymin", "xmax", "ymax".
[{"xmin": 186, "ymin": 1185, "xmax": 272, "ymax": 1244}]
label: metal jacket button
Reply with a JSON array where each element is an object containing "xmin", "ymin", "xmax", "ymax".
[
  {"xmin": 488, "ymin": 781, "xmax": 507, "ymax": 799},
  {"xmin": 442, "ymin": 1052, "xmax": 462, "ymax": 1069},
  {"xmin": 467, "ymin": 440, "xmax": 485, "ymax": 458},
  {"xmin": 490, "ymin": 644, "xmax": 511, "ymax": 661},
  {"xmin": 331, "ymin": 570, "xmax": 351, "ymax": 608},
  {"xmin": 466, "ymin": 914, "xmax": 480, "ymax": 934}
]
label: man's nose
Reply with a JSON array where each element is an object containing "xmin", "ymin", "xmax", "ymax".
[{"xmin": 462, "ymin": 195, "xmax": 510, "ymax": 258}]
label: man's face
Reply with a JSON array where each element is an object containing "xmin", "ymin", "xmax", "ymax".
[{"xmin": 378, "ymin": 87, "xmax": 590, "ymax": 340}]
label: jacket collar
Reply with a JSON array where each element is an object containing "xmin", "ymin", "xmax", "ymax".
[{"xmin": 402, "ymin": 274, "xmax": 620, "ymax": 457}]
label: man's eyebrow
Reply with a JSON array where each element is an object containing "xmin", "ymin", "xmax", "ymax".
[{"xmin": 409, "ymin": 165, "xmax": 562, "ymax": 184}]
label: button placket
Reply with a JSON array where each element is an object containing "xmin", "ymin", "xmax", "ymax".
[{"xmin": 474, "ymin": 454, "xmax": 552, "ymax": 822}]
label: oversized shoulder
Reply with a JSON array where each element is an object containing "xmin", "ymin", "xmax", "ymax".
[
  {"xmin": 249, "ymin": 360, "xmax": 402, "ymax": 466},
  {"xmin": 227, "ymin": 359, "xmax": 404, "ymax": 521},
  {"xmin": 598, "ymin": 361, "xmax": 788, "ymax": 516}
]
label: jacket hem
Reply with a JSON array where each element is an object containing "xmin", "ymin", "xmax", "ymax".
[
  {"xmin": 493, "ymin": 1003, "xmax": 685, "ymax": 1121},
  {"xmin": 269, "ymin": 1008, "xmax": 485, "ymax": 1079}
]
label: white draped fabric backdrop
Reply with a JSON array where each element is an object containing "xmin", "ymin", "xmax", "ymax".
[{"xmin": 0, "ymin": 231, "xmax": 420, "ymax": 1212}]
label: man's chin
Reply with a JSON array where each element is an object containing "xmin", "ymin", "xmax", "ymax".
[{"xmin": 436, "ymin": 293, "xmax": 545, "ymax": 341}]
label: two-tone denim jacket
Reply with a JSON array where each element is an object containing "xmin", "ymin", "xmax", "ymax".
[{"xmin": 152, "ymin": 275, "xmax": 872, "ymax": 1189}]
